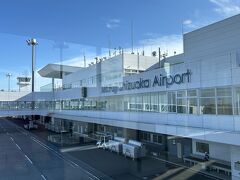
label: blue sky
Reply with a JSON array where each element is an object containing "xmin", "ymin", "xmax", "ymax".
[{"xmin": 0, "ymin": 0, "xmax": 240, "ymax": 91}]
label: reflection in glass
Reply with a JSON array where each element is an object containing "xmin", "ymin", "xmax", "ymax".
[
  {"xmin": 200, "ymin": 98, "xmax": 216, "ymax": 114},
  {"xmin": 150, "ymin": 93, "xmax": 159, "ymax": 112},
  {"xmin": 188, "ymin": 98, "xmax": 198, "ymax": 114},
  {"xmin": 217, "ymin": 97, "xmax": 232, "ymax": 115},
  {"xmin": 159, "ymin": 92, "xmax": 168, "ymax": 112},
  {"xmin": 177, "ymin": 98, "xmax": 187, "ymax": 113},
  {"xmin": 168, "ymin": 92, "xmax": 176, "ymax": 112}
]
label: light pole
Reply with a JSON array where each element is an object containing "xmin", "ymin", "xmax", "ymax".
[
  {"xmin": 6, "ymin": 73, "xmax": 12, "ymax": 92},
  {"xmin": 26, "ymin": 38, "xmax": 38, "ymax": 92},
  {"xmin": 27, "ymin": 38, "xmax": 38, "ymax": 122}
]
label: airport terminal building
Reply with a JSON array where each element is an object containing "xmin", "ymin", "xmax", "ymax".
[{"xmin": 1, "ymin": 14, "xmax": 240, "ymax": 180}]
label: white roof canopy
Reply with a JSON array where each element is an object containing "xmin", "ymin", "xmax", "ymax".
[{"xmin": 38, "ymin": 64, "xmax": 81, "ymax": 79}]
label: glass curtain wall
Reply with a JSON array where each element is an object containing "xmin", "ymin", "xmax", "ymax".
[{"xmin": 0, "ymin": 86, "xmax": 238, "ymax": 115}]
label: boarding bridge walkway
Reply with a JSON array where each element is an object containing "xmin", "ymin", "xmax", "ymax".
[
  {"xmin": 0, "ymin": 109, "xmax": 50, "ymax": 117},
  {"xmin": 0, "ymin": 91, "xmax": 54, "ymax": 117}
]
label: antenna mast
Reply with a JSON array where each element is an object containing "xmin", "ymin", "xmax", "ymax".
[
  {"xmin": 83, "ymin": 51, "xmax": 86, "ymax": 68},
  {"xmin": 108, "ymin": 34, "xmax": 111, "ymax": 57},
  {"xmin": 158, "ymin": 47, "xmax": 161, "ymax": 68},
  {"xmin": 131, "ymin": 20, "xmax": 134, "ymax": 54}
]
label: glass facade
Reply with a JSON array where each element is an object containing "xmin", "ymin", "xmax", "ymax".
[{"xmin": 1, "ymin": 86, "xmax": 240, "ymax": 116}]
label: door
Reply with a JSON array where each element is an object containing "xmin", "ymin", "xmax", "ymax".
[{"xmin": 177, "ymin": 143, "xmax": 182, "ymax": 158}]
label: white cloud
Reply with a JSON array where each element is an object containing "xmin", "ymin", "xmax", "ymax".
[
  {"xmin": 60, "ymin": 56, "xmax": 85, "ymax": 67},
  {"xmin": 183, "ymin": 19, "xmax": 213, "ymax": 32},
  {"xmin": 182, "ymin": 19, "xmax": 201, "ymax": 30},
  {"xmin": 106, "ymin": 18, "xmax": 120, "ymax": 29},
  {"xmin": 181, "ymin": 0, "xmax": 240, "ymax": 32},
  {"xmin": 183, "ymin": 19, "xmax": 192, "ymax": 25},
  {"xmin": 131, "ymin": 34, "xmax": 183, "ymax": 57},
  {"xmin": 55, "ymin": 48, "xmax": 109, "ymax": 68},
  {"xmin": 209, "ymin": 0, "xmax": 240, "ymax": 17},
  {"xmin": 56, "ymin": 34, "xmax": 183, "ymax": 69}
]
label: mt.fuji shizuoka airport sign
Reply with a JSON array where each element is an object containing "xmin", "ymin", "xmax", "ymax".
[{"xmin": 102, "ymin": 69, "xmax": 191, "ymax": 94}]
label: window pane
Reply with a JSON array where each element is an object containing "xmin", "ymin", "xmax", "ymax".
[
  {"xmin": 217, "ymin": 87, "xmax": 232, "ymax": 96},
  {"xmin": 153, "ymin": 134, "xmax": 157, "ymax": 143},
  {"xmin": 158, "ymin": 135, "xmax": 163, "ymax": 144},
  {"xmin": 97, "ymin": 99, "xmax": 106, "ymax": 110},
  {"xmin": 159, "ymin": 92, "xmax": 168, "ymax": 112},
  {"xmin": 217, "ymin": 97, "xmax": 232, "ymax": 115},
  {"xmin": 200, "ymin": 88, "xmax": 215, "ymax": 97},
  {"xmin": 152, "ymin": 134, "xmax": 163, "ymax": 144},
  {"xmin": 70, "ymin": 99, "xmax": 79, "ymax": 110},
  {"xmin": 177, "ymin": 90, "xmax": 187, "ymax": 98},
  {"xmin": 129, "ymin": 96, "xmax": 136, "ymax": 111},
  {"xmin": 151, "ymin": 93, "xmax": 159, "ymax": 112},
  {"xmin": 63, "ymin": 100, "xmax": 70, "ymax": 110},
  {"xmin": 177, "ymin": 98, "xmax": 187, "ymax": 113},
  {"xmin": 188, "ymin": 98, "xmax": 198, "ymax": 114},
  {"xmin": 84, "ymin": 99, "xmax": 91, "ymax": 110},
  {"xmin": 123, "ymin": 96, "xmax": 129, "ymax": 111},
  {"xmin": 136, "ymin": 95, "xmax": 143, "ymax": 111},
  {"xmin": 91, "ymin": 99, "xmax": 97, "ymax": 110},
  {"xmin": 141, "ymin": 132, "xmax": 150, "ymax": 141},
  {"xmin": 196, "ymin": 142, "xmax": 209, "ymax": 154},
  {"xmin": 107, "ymin": 97, "xmax": 117, "ymax": 111},
  {"xmin": 168, "ymin": 92, "xmax": 176, "ymax": 112},
  {"xmin": 188, "ymin": 89, "xmax": 197, "ymax": 97},
  {"xmin": 200, "ymin": 98, "xmax": 216, "ymax": 114},
  {"xmin": 143, "ymin": 94, "xmax": 151, "ymax": 111},
  {"xmin": 234, "ymin": 87, "xmax": 240, "ymax": 115},
  {"xmin": 18, "ymin": 101, "xmax": 26, "ymax": 110}
]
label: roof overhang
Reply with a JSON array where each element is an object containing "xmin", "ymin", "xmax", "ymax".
[{"xmin": 38, "ymin": 64, "xmax": 81, "ymax": 79}]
